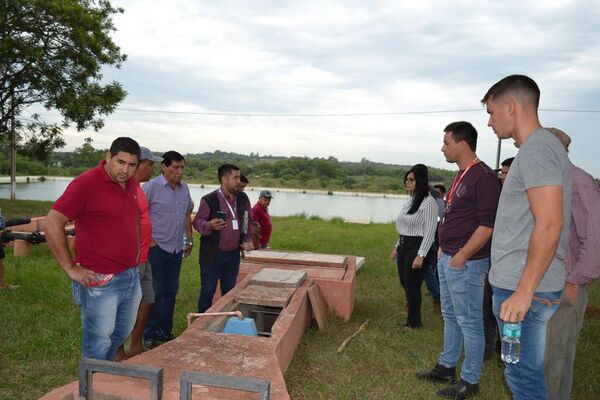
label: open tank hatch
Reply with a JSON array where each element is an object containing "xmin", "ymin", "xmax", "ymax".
[
  {"xmin": 248, "ymin": 304, "xmax": 282, "ymax": 337},
  {"xmin": 202, "ymin": 302, "xmax": 283, "ymax": 338}
]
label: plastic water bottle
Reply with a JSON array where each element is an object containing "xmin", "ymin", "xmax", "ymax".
[
  {"xmin": 501, "ymin": 322, "xmax": 521, "ymax": 364},
  {"xmin": 182, "ymin": 233, "xmax": 191, "ymax": 258}
]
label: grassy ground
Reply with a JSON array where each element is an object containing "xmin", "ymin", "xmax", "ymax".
[{"xmin": 1, "ymin": 200, "xmax": 599, "ymax": 399}]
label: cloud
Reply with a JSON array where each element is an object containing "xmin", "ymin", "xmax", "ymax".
[{"xmin": 57, "ymin": 0, "xmax": 600, "ymax": 177}]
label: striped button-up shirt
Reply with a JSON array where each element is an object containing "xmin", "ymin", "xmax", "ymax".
[
  {"xmin": 395, "ymin": 195, "xmax": 439, "ymax": 257},
  {"xmin": 566, "ymin": 163, "xmax": 600, "ymax": 284},
  {"xmin": 143, "ymin": 174, "xmax": 193, "ymax": 254}
]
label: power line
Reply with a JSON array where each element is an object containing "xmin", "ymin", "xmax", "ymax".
[
  {"xmin": 115, "ymin": 106, "xmax": 600, "ymax": 117},
  {"xmin": 540, "ymin": 108, "xmax": 600, "ymax": 113},
  {"xmin": 116, "ymin": 107, "xmax": 482, "ymax": 116}
]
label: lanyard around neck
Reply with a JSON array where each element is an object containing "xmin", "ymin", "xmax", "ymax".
[
  {"xmin": 218, "ymin": 189, "xmax": 237, "ymax": 218},
  {"xmin": 446, "ymin": 158, "xmax": 479, "ymax": 206}
]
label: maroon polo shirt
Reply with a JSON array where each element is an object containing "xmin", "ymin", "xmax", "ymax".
[
  {"xmin": 252, "ymin": 202, "xmax": 272, "ymax": 246},
  {"xmin": 438, "ymin": 161, "xmax": 501, "ymax": 259},
  {"xmin": 52, "ymin": 161, "xmax": 139, "ymax": 274}
]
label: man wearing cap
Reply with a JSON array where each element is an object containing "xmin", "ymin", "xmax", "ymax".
[
  {"xmin": 45, "ymin": 137, "xmax": 142, "ymax": 360},
  {"xmin": 193, "ymin": 163, "xmax": 254, "ymax": 312},
  {"xmin": 115, "ymin": 147, "xmax": 162, "ymax": 359},
  {"xmin": 545, "ymin": 128, "xmax": 600, "ymax": 400},
  {"xmin": 252, "ymin": 190, "xmax": 273, "ymax": 249},
  {"xmin": 143, "ymin": 151, "xmax": 194, "ymax": 349}
]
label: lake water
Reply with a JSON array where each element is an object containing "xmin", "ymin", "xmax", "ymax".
[{"xmin": 0, "ymin": 179, "xmax": 408, "ymax": 223}]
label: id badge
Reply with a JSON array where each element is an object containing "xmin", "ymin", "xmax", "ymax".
[{"xmin": 232, "ymin": 219, "xmax": 239, "ymax": 230}]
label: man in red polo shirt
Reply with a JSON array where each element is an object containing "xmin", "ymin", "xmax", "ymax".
[{"xmin": 45, "ymin": 137, "xmax": 142, "ymax": 361}]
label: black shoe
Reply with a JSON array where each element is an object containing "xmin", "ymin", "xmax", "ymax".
[
  {"xmin": 163, "ymin": 333, "xmax": 175, "ymax": 342},
  {"xmin": 143, "ymin": 339, "xmax": 159, "ymax": 350},
  {"xmin": 437, "ymin": 379, "xmax": 479, "ymax": 399},
  {"xmin": 416, "ymin": 363, "xmax": 456, "ymax": 383}
]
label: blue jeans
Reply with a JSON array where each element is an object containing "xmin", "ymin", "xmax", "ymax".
[
  {"xmin": 144, "ymin": 246, "xmax": 183, "ymax": 342},
  {"xmin": 438, "ymin": 253, "xmax": 489, "ymax": 384},
  {"xmin": 72, "ymin": 267, "xmax": 141, "ymax": 360},
  {"xmin": 424, "ymin": 257, "xmax": 440, "ymax": 302},
  {"xmin": 492, "ymin": 286, "xmax": 561, "ymax": 400},
  {"xmin": 198, "ymin": 250, "xmax": 241, "ymax": 312}
]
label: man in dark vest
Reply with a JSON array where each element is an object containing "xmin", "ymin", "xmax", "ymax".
[{"xmin": 192, "ymin": 163, "xmax": 254, "ymax": 312}]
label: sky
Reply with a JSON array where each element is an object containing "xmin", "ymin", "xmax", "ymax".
[{"xmin": 59, "ymin": 0, "xmax": 600, "ymax": 177}]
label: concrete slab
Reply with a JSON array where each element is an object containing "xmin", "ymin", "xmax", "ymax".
[
  {"xmin": 250, "ymin": 268, "xmax": 306, "ymax": 288},
  {"xmin": 245, "ymin": 250, "xmax": 348, "ymax": 268},
  {"xmin": 41, "ymin": 332, "xmax": 290, "ymax": 400},
  {"xmin": 241, "ymin": 262, "xmax": 346, "ymax": 281},
  {"xmin": 307, "ymin": 285, "xmax": 327, "ymax": 330},
  {"xmin": 356, "ymin": 256, "xmax": 365, "ymax": 271},
  {"xmin": 235, "ymin": 285, "xmax": 296, "ymax": 308},
  {"xmin": 239, "ymin": 258, "xmax": 357, "ymax": 321}
]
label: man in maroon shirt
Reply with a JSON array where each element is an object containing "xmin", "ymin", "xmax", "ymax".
[
  {"xmin": 417, "ymin": 122, "xmax": 501, "ymax": 399},
  {"xmin": 193, "ymin": 164, "xmax": 254, "ymax": 312},
  {"xmin": 252, "ymin": 190, "xmax": 273, "ymax": 248},
  {"xmin": 45, "ymin": 137, "xmax": 142, "ymax": 361}
]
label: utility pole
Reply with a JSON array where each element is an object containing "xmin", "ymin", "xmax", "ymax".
[
  {"xmin": 10, "ymin": 90, "xmax": 16, "ymax": 200},
  {"xmin": 495, "ymin": 138, "xmax": 502, "ymax": 170}
]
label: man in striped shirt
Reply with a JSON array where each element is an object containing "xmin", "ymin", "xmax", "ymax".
[{"xmin": 545, "ymin": 128, "xmax": 600, "ymax": 400}]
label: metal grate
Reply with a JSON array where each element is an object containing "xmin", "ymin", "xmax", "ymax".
[
  {"xmin": 79, "ymin": 357, "xmax": 163, "ymax": 400},
  {"xmin": 180, "ymin": 370, "xmax": 270, "ymax": 400}
]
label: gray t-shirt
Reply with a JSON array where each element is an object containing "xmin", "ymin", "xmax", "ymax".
[{"xmin": 490, "ymin": 128, "xmax": 571, "ymax": 292}]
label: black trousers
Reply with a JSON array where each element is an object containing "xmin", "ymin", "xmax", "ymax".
[{"xmin": 396, "ymin": 235, "xmax": 435, "ymax": 328}]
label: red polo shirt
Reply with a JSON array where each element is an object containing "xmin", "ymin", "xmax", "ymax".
[
  {"xmin": 137, "ymin": 184, "xmax": 151, "ymax": 263},
  {"xmin": 251, "ymin": 202, "xmax": 272, "ymax": 247},
  {"xmin": 52, "ymin": 161, "xmax": 139, "ymax": 274}
]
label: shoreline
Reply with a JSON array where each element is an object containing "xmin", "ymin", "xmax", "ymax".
[{"xmin": 0, "ymin": 175, "xmax": 410, "ymax": 199}]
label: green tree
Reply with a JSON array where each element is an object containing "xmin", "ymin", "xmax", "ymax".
[
  {"xmin": 314, "ymin": 159, "xmax": 340, "ymax": 179},
  {"xmin": 0, "ymin": 0, "xmax": 127, "ymax": 160}
]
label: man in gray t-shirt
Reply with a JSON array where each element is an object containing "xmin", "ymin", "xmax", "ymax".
[
  {"xmin": 481, "ymin": 75, "xmax": 570, "ymax": 400},
  {"xmin": 490, "ymin": 128, "xmax": 570, "ymax": 291}
]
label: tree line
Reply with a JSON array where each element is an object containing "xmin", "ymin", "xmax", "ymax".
[{"xmin": 1, "ymin": 137, "xmax": 458, "ymax": 194}]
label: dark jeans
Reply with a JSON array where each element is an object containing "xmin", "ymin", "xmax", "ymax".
[
  {"xmin": 483, "ymin": 275, "xmax": 498, "ymax": 356},
  {"xmin": 144, "ymin": 246, "xmax": 183, "ymax": 342},
  {"xmin": 396, "ymin": 236, "xmax": 434, "ymax": 328},
  {"xmin": 424, "ymin": 241, "xmax": 440, "ymax": 302},
  {"xmin": 198, "ymin": 250, "xmax": 241, "ymax": 312}
]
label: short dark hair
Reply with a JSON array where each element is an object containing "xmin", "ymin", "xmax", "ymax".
[
  {"xmin": 501, "ymin": 157, "xmax": 515, "ymax": 167},
  {"xmin": 218, "ymin": 163, "xmax": 240, "ymax": 183},
  {"xmin": 404, "ymin": 164, "xmax": 430, "ymax": 215},
  {"xmin": 240, "ymin": 174, "xmax": 249, "ymax": 184},
  {"xmin": 481, "ymin": 74, "xmax": 540, "ymax": 109},
  {"xmin": 444, "ymin": 121, "xmax": 478, "ymax": 152},
  {"xmin": 109, "ymin": 137, "xmax": 140, "ymax": 159},
  {"xmin": 161, "ymin": 151, "xmax": 184, "ymax": 167},
  {"xmin": 433, "ymin": 184, "xmax": 446, "ymax": 195}
]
